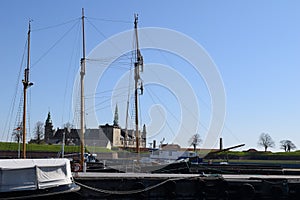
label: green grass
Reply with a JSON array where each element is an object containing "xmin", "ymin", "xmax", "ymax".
[
  {"xmin": 203, "ymin": 159, "xmax": 300, "ymax": 165},
  {"xmin": 211, "ymin": 150, "xmax": 300, "ymax": 157},
  {"xmin": 0, "ymin": 142, "xmax": 112, "ymax": 153}
]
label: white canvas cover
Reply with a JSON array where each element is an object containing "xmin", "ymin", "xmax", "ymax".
[{"xmin": 0, "ymin": 158, "xmax": 73, "ymax": 192}]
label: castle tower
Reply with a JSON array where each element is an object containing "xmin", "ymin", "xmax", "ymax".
[{"xmin": 44, "ymin": 112, "xmax": 54, "ymax": 143}]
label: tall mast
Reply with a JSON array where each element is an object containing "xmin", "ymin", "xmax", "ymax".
[
  {"xmin": 134, "ymin": 14, "xmax": 143, "ymax": 154},
  {"xmin": 124, "ymin": 97, "xmax": 129, "ymax": 148},
  {"xmin": 80, "ymin": 8, "xmax": 86, "ymax": 168},
  {"xmin": 22, "ymin": 21, "xmax": 33, "ymax": 159},
  {"xmin": 124, "ymin": 64, "xmax": 133, "ymax": 148}
]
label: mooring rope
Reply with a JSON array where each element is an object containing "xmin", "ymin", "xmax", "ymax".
[{"xmin": 74, "ymin": 175, "xmax": 202, "ymax": 195}]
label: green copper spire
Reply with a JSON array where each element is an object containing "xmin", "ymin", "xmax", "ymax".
[
  {"xmin": 113, "ymin": 104, "xmax": 119, "ymax": 126},
  {"xmin": 46, "ymin": 111, "xmax": 52, "ymax": 124}
]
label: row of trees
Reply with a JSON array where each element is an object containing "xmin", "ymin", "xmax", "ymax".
[
  {"xmin": 258, "ymin": 132, "xmax": 296, "ymax": 152},
  {"xmin": 188, "ymin": 133, "xmax": 297, "ymax": 153},
  {"xmin": 12, "ymin": 121, "xmax": 74, "ymax": 144}
]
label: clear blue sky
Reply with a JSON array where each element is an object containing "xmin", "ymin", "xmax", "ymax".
[{"xmin": 0, "ymin": 1, "xmax": 299, "ymax": 152}]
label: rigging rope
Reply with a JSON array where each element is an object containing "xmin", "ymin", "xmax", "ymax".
[
  {"xmin": 85, "ymin": 85, "xmax": 129, "ymax": 98},
  {"xmin": 27, "ymin": 89, "xmax": 32, "ymax": 141},
  {"xmin": 61, "ymin": 18, "xmax": 82, "ymax": 125},
  {"xmin": 31, "ymin": 19, "xmax": 81, "ymax": 70},
  {"xmin": 10, "ymin": 95, "xmax": 23, "ymax": 143},
  {"xmin": 146, "ymin": 86, "xmax": 177, "ymax": 138},
  {"xmin": 87, "ymin": 17, "xmax": 131, "ymax": 24},
  {"xmin": 72, "ymin": 80, "xmax": 81, "ymax": 129},
  {"xmin": 2, "ymin": 38, "xmax": 27, "ymax": 142},
  {"xmin": 32, "ymin": 17, "xmax": 80, "ymax": 32},
  {"xmin": 86, "ymin": 18, "xmax": 132, "ymax": 61},
  {"xmin": 140, "ymin": 31, "xmax": 242, "ymax": 144}
]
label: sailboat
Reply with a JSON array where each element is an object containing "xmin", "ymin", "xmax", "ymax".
[
  {"xmin": 0, "ymin": 17, "xmax": 80, "ymax": 199},
  {"xmin": 75, "ymin": 12, "xmax": 144, "ymax": 173}
]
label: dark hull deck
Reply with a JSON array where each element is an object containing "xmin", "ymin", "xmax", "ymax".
[
  {"xmin": 74, "ymin": 172, "xmax": 300, "ymax": 199},
  {"xmin": 0, "ymin": 183, "xmax": 81, "ymax": 200}
]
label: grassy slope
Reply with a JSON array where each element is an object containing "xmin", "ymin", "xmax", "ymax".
[
  {"xmin": 0, "ymin": 142, "xmax": 112, "ymax": 153},
  {"xmin": 202, "ymin": 150, "xmax": 300, "ymax": 164},
  {"xmin": 214, "ymin": 150, "xmax": 300, "ymax": 157}
]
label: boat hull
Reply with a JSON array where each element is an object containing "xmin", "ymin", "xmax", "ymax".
[
  {"xmin": 0, "ymin": 159, "xmax": 81, "ymax": 199},
  {"xmin": 0, "ymin": 183, "xmax": 80, "ymax": 200}
]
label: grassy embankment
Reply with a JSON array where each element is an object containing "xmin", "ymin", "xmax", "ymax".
[
  {"xmin": 202, "ymin": 150, "xmax": 300, "ymax": 165},
  {"xmin": 0, "ymin": 142, "xmax": 112, "ymax": 153}
]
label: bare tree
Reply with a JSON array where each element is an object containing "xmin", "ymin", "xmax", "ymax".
[
  {"xmin": 189, "ymin": 133, "xmax": 201, "ymax": 152},
  {"xmin": 280, "ymin": 140, "xmax": 296, "ymax": 152},
  {"xmin": 258, "ymin": 133, "xmax": 275, "ymax": 152},
  {"xmin": 33, "ymin": 121, "xmax": 44, "ymax": 144},
  {"xmin": 12, "ymin": 123, "xmax": 23, "ymax": 142},
  {"xmin": 12, "ymin": 129, "xmax": 21, "ymax": 142},
  {"xmin": 63, "ymin": 122, "xmax": 74, "ymax": 129}
]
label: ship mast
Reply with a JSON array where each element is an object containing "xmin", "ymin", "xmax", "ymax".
[
  {"xmin": 134, "ymin": 14, "xmax": 143, "ymax": 153},
  {"xmin": 124, "ymin": 95, "xmax": 130, "ymax": 148},
  {"xmin": 22, "ymin": 21, "xmax": 33, "ymax": 159},
  {"xmin": 80, "ymin": 8, "xmax": 86, "ymax": 169}
]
